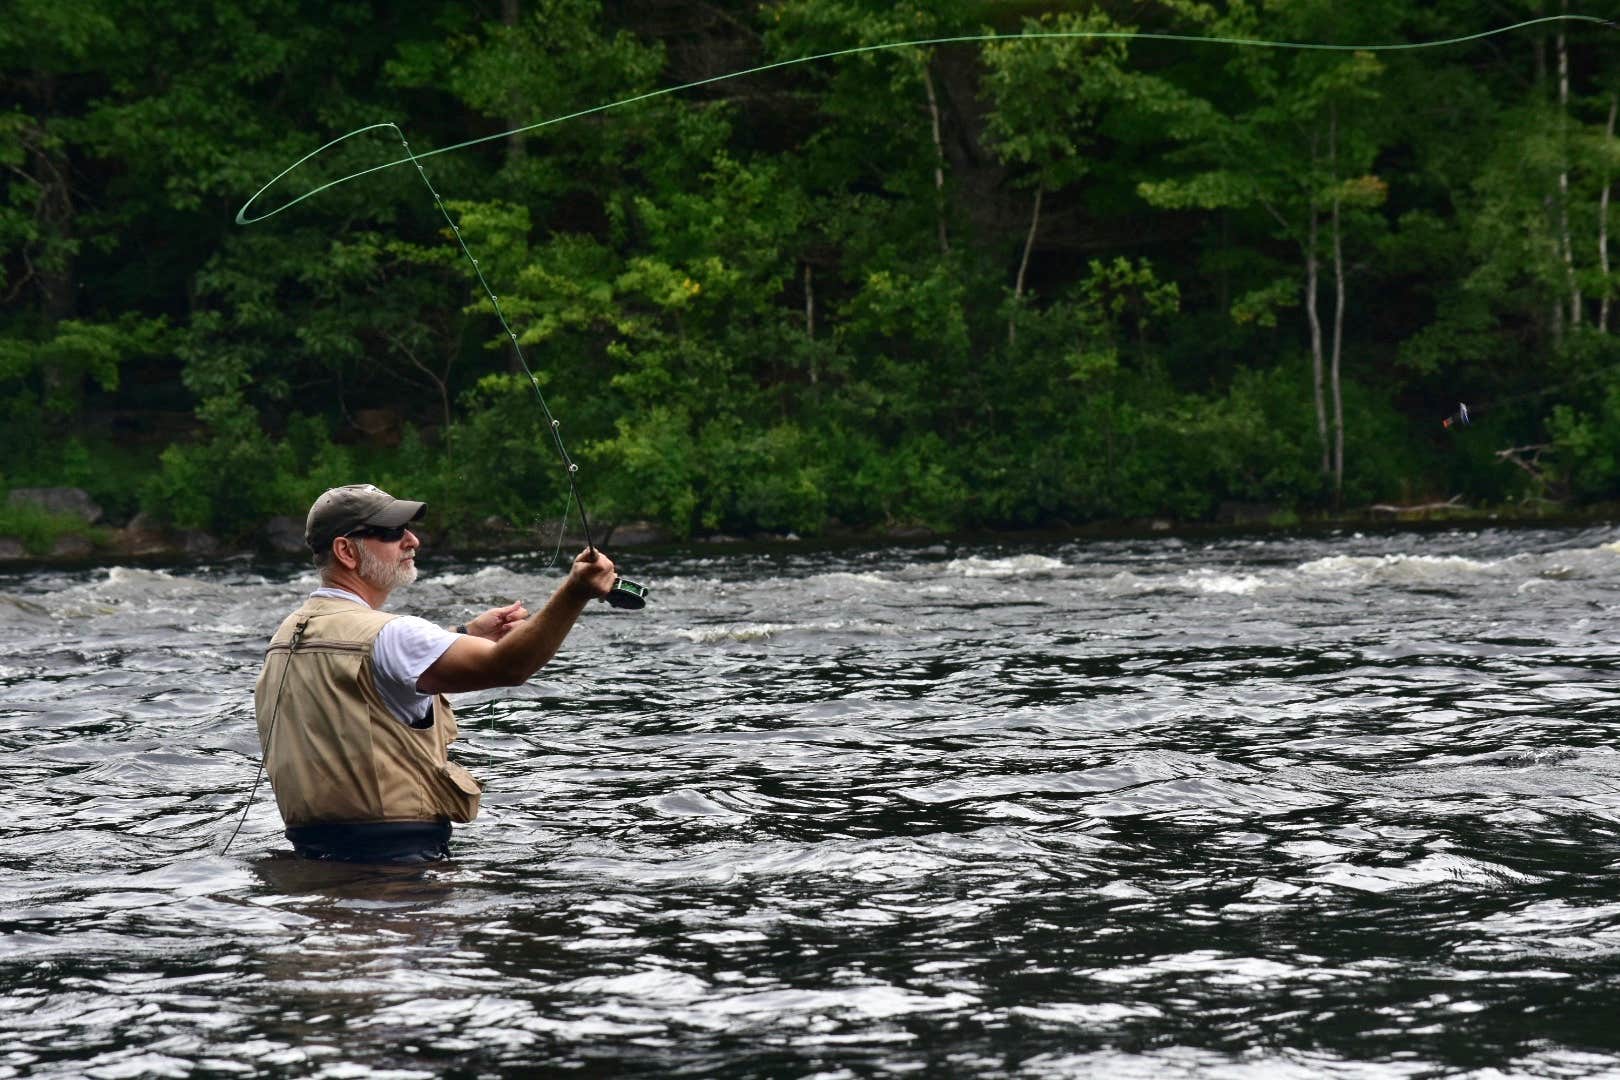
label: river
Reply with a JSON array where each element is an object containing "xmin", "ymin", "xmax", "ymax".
[{"xmin": 3, "ymin": 525, "xmax": 1620, "ymax": 1077}]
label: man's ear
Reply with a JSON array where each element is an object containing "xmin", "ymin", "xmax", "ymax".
[{"xmin": 333, "ymin": 537, "xmax": 361, "ymax": 570}]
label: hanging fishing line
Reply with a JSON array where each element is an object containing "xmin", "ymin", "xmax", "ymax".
[{"xmin": 222, "ymin": 616, "xmax": 310, "ymax": 855}]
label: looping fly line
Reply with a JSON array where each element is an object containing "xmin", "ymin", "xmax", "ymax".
[{"xmin": 236, "ymin": 14, "xmax": 1613, "ymax": 226}]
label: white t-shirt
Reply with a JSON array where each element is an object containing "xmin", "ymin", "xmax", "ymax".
[{"xmin": 310, "ymin": 587, "xmax": 460, "ymax": 727}]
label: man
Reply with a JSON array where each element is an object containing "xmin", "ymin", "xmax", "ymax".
[{"xmin": 253, "ymin": 483, "xmax": 617, "ymax": 863}]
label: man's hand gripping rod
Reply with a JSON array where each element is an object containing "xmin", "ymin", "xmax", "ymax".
[{"xmin": 589, "ymin": 538, "xmax": 649, "ymax": 610}]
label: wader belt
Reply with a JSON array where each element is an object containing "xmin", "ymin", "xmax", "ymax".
[{"xmin": 286, "ymin": 820, "xmax": 452, "ymax": 864}]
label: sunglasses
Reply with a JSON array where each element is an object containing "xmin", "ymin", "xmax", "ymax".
[{"xmin": 343, "ymin": 523, "xmax": 409, "ymax": 542}]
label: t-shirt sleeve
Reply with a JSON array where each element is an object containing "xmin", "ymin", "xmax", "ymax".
[{"xmin": 373, "ymin": 616, "xmax": 460, "ymax": 701}]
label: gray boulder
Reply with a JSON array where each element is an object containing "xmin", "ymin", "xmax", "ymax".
[
  {"xmin": 9, "ymin": 487, "xmax": 102, "ymax": 524},
  {"xmin": 605, "ymin": 520, "xmax": 672, "ymax": 547},
  {"xmin": 264, "ymin": 516, "xmax": 308, "ymax": 554},
  {"xmin": 178, "ymin": 530, "xmax": 219, "ymax": 556},
  {"xmin": 50, "ymin": 534, "xmax": 94, "ymax": 559},
  {"xmin": 112, "ymin": 512, "xmax": 172, "ymax": 556}
]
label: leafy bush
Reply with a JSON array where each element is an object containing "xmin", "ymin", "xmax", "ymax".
[
  {"xmin": 140, "ymin": 395, "xmax": 295, "ymax": 536},
  {"xmin": 0, "ymin": 502, "xmax": 103, "ymax": 556},
  {"xmin": 1549, "ymin": 374, "xmax": 1620, "ymax": 501}
]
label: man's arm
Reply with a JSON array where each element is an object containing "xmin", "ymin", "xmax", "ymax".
[{"xmin": 416, "ymin": 550, "xmax": 617, "ymax": 695}]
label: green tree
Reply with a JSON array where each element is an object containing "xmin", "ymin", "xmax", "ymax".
[{"xmin": 1139, "ymin": 1, "xmax": 1395, "ymax": 503}]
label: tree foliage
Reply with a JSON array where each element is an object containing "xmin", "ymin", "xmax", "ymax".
[{"xmin": 1, "ymin": 0, "xmax": 1616, "ymax": 542}]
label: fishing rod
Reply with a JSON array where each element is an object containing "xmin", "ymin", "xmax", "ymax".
[
  {"xmin": 242, "ymin": 119, "xmax": 647, "ymax": 609},
  {"xmin": 395, "ymin": 126, "xmax": 646, "ymax": 609}
]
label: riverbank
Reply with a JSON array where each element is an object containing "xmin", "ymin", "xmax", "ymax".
[{"xmin": 2, "ymin": 485, "xmax": 1613, "ymax": 569}]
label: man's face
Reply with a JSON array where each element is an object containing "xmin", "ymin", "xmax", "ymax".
[{"xmin": 354, "ymin": 528, "xmax": 419, "ymax": 593}]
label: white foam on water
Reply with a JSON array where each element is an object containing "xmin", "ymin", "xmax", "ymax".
[
  {"xmin": 1181, "ymin": 570, "xmax": 1270, "ymax": 595},
  {"xmin": 44, "ymin": 566, "xmax": 254, "ymax": 620},
  {"xmin": 1089, "ymin": 538, "xmax": 1620, "ymax": 599},
  {"xmin": 940, "ymin": 553, "xmax": 1067, "ymax": 578},
  {"xmin": 1299, "ymin": 553, "xmax": 1500, "ymax": 585},
  {"xmin": 422, "ymin": 565, "xmax": 524, "ymax": 588},
  {"xmin": 0, "ymin": 594, "xmax": 53, "ymax": 621},
  {"xmin": 1104, "ymin": 568, "xmax": 1273, "ymax": 596},
  {"xmin": 1297, "ymin": 543, "xmax": 1620, "ymax": 590},
  {"xmin": 1011, "ymin": 1002, "xmax": 1166, "ymax": 1025},
  {"xmin": 560, "ymin": 969, "xmax": 713, "ymax": 1003},
  {"xmin": 671, "ymin": 619, "xmax": 891, "ymax": 644},
  {"xmin": 1311, "ymin": 852, "xmax": 1543, "ymax": 893}
]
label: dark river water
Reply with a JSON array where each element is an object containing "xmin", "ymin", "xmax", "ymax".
[{"xmin": 6, "ymin": 526, "xmax": 1620, "ymax": 1078}]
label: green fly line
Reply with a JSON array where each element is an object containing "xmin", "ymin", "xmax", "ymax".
[
  {"xmin": 237, "ymin": 15, "xmax": 1613, "ymax": 226},
  {"xmin": 234, "ymin": 13, "xmax": 1614, "ymax": 551}
]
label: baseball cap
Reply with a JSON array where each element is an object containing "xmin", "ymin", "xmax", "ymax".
[{"xmin": 305, "ymin": 484, "xmax": 426, "ymax": 552}]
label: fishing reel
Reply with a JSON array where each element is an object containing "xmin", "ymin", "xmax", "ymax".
[{"xmin": 605, "ymin": 575, "xmax": 649, "ymax": 610}]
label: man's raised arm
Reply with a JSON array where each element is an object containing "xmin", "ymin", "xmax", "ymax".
[{"xmin": 416, "ymin": 550, "xmax": 617, "ymax": 694}]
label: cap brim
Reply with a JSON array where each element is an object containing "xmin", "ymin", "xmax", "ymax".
[{"xmin": 364, "ymin": 499, "xmax": 427, "ymax": 528}]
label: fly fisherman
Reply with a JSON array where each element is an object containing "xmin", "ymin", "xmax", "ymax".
[{"xmin": 253, "ymin": 483, "xmax": 617, "ymax": 863}]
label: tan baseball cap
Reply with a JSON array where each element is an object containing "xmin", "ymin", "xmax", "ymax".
[{"xmin": 304, "ymin": 484, "xmax": 426, "ymax": 552}]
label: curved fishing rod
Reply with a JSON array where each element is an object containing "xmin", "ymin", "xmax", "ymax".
[
  {"xmin": 240, "ymin": 118, "xmax": 648, "ymax": 609},
  {"xmin": 393, "ymin": 125, "xmax": 646, "ymax": 610},
  {"xmin": 235, "ymin": 14, "xmax": 1613, "ymax": 226}
]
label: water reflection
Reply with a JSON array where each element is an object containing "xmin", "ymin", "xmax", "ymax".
[{"xmin": 252, "ymin": 852, "xmax": 460, "ymax": 906}]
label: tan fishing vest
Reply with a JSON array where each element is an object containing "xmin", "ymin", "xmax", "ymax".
[{"xmin": 254, "ymin": 597, "xmax": 482, "ymax": 828}]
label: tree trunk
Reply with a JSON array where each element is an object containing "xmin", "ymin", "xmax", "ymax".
[
  {"xmin": 503, "ymin": 0, "xmax": 526, "ymax": 166},
  {"xmin": 920, "ymin": 55, "xmax": 949, "ymax": 256},
  {"xmin": 384, "ymin": 329, "xmax": 454, "ymax": 451},
  {"xmin": 1302, "ymin": 124, "xmax": 1329, "ymax": 483},
  {"xmin": 1557, "ymin": 18, "xmax": 1581, "ymax": 327},
  {"xmin": 1534, "ymin": 34, "xmax": 1565, "ymax": 351},
  {"xmin": 1305, "ymin": 211, "xmax": 1329, "ymax": 481},
  {"xmin": 1330, "ymin": 163, "xmax": 1346, "ymax": 502},
  {"xmin": 803, "ymin": 262, "xmax": 815, "ymax": 343},
  {"xmin": 27, "ymin": 75, "xmax": 80, "ymax": 412},
  {"xmin": 803, "ymin": 263, "xmax": 819, "ymax": 388},
  {"xmin": 26, "ymin": 75, "xmax": 74, "ymax": 325},
  {"xmin": 33, "ymin": 147, "xmax": 75, "ymax": 325},
  {"xmin": 1601, "ymin": 95, "xmax": 1617, "ymax": 332},
  {"xmin": 1326, "ymin": 104, "xmax": 1346, "ymax": 501},
  {"xmin": 1009, "ymin": 186, "xmax": 1042, "ymax": 348}
]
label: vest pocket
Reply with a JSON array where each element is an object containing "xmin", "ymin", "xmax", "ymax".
[{"xmin": 437, "ymin": 761, "xmax": 483, "ymax": 823}]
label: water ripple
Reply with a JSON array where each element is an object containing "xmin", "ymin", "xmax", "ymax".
[{"xmin": 5, "ymin": 528, "xmax": 1620, "ymax": 1075}]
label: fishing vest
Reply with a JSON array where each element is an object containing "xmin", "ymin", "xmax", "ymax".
[{"xmin": 254, "ymin": 597, "xmax": 482, "ymax": 829}]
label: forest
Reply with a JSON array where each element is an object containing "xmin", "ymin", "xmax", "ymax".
[{"xmin": 3, "ymin": 0, "xmax": 1618, "ymax": 550}]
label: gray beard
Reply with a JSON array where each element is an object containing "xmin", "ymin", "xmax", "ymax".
[{"xmin": 357, "ymin": 538, "xmax": 417, "ymax": 594}]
